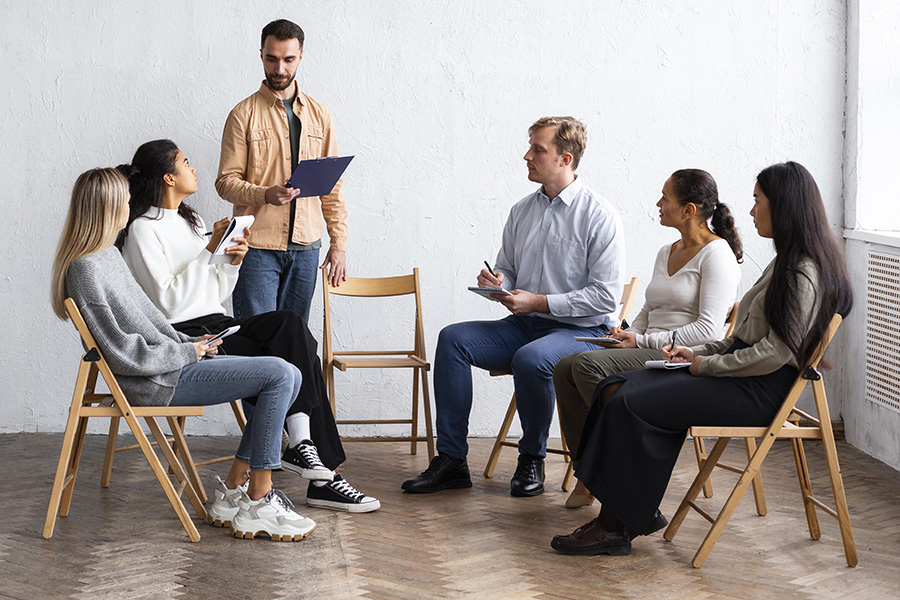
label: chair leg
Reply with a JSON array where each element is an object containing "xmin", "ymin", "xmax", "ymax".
[
  {"xmin": 166, "ymin": 416, "xmax": 208, "ymax": 505},
  {"xmin": 101, "ymin": 416, "xmax": 119, "ymax": 488},
  {"xmin": 558, "ymin": 417, "xmax": 574, "ymax": 492},
  {"xmin": 59, "ymin": 416, "xmax": 90, "ymax": 517},
  {"xmin": 421, "ymin": 368, "xmax": 435, "ymax": 461},
  {"xmin": 230, "ymin": 400, "xmax": 247, "ymax": 432},
  {"xmin": 791, "ymin": 437, "xmax": 821, "ymax": 540},
  {"xmin": 693, "ymin": 435, "xmax": 714, "ymax": 498},
  {"xmin": 147, "ymin": 417, "xmax": 207, "ymax": 521},
  {"xmin": 665, "ymin": 436, "xmax": 731, "ymax": 543},
  {"xmin": 410, "ymin": 368, "xmax": 420, "ymax": 455},
  {"xmin": 43, "ymin": 372, "xmax": 89, "ymax": 540},
  {"xmin": 812, "ymin": 378, "xmax": 858, "ymax": 567},
  {"xmin": 484, "ymin": 394, "xmax": 517, "ymax": 478},
  {"xmin": 691, "ymin": 434, "xmax": 778, "ymax": 568},
  {"xmin": 745, "ymin": 438, "xmax": 767, "ymax": 516},
  {"xmin": 123, "ymin": 411, "xmax": 201, "ymax": 542}
]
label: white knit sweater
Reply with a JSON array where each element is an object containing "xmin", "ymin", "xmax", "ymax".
[{"xmin": 121, "ymin": 207, "xmax": 240, "ymax": 323}]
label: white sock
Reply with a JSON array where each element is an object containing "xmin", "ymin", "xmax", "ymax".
[
  {"xmin": 286, "ymin": 412, "xmax": 312, "ymax": 447},
  {"xmin": 311, "ymin": 480, "xmax": 328, "ymax": 487}
]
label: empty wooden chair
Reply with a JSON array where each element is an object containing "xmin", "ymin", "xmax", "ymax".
[{"xmin": 322, "ymin": 268, "xmax": 434, "ymax": 459}]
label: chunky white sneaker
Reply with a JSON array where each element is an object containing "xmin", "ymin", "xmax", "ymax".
[
  {"xmin": 231, "ymin": 488, "xmax": 316, "ymax": 541},
  {"xmin": 282, "ymin": 440, "xmax": 335, "ymax": 481},
  {"xmin": 206, "ymin": 475, "xmax": 248, "ymax": 528},
  {"xmin": 307, "ymin": 474, "xmax": 381, "ymax": 513}
]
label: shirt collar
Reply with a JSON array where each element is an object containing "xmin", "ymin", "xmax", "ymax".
[
  {"xmin": 257, "ymin": 80, "xmax": 304, "ymax": 108},
  {"xmin": 540, "ymin": 176, "xmax": 583, "ymax": 206}
]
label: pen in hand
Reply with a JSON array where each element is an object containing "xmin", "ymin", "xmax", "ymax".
[
  {"xmin": 669, "ymin": 330, "xmax": 678, "ymax": 361},
  {"xmin": 483, "ymin": 261, "xmax": 502, "ymax": 287}
]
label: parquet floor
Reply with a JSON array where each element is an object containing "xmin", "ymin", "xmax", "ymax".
[{"xmin": 3, "ymin": 433, "xmax": 899, "ymax": 599}]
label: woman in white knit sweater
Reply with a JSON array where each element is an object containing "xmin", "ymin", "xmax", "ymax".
[
  {"xmin": 553, "ymin": 169, "xmax": 743, "ymax": 508},
  {"xmin": 115, "ymin": 139, "xmax": 378, "ymax": 514}
]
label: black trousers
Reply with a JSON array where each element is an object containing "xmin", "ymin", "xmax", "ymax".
[
  {"xmin": 574, "ymin": 340, "xmax": 797, "ymax": 534},
  {"xmin": 174, "ymin": 311, "xmax": 345, "ymax": 469}
]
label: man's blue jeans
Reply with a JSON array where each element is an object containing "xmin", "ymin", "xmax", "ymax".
[
  {"xmin": 433, "ymin": 315, "xmax": 609, "ymax": 460},
  {"xmin": 169, "ymin": 355, "xmax": 301, "ymax": 470},
  {"xmin": 232, "ymin": 247, "xmax": 321, "ymax": 323}
]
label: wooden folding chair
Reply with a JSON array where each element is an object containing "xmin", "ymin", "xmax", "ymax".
[
  {"xmin": 44, "ymin": 298, "xmax": 209, "ymax": 542},
  {"xmin": 322, "ymin": 268, "xmax": 435, "ymax": 459},
  {"xmin": 664, "ymin": 314, "xmax": 857, "ymax": 568},
  {"xmin": 691, "ymin": 302, "xmax": 767, "ymax": 508},
  {"xmin": 483, "ymin": 277, "xmax": 640, "ymax": 491}
]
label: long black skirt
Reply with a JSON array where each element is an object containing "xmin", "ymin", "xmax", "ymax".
[
  {"xmin": 174, "ymin": 310, "xmax": 346, "ymax": 469},
  {"xmin": 574, "ymin": 341, "xmax": 797, "ymax": 534}
]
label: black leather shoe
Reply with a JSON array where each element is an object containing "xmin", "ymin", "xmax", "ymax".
[
  {"xmin": 551, "ymin": 518, "xmax": 632, "ymax": 556},
  {"xmin": 401, "ymin": 454, "xmax": 472, "ymax": 493},
  {"xmin": 510, "ymin": 454, "xmax": 545, "ymax": 497},
  {"xmin": 625, "ymin": 509, "xmax": 669, "ymax": 540}
]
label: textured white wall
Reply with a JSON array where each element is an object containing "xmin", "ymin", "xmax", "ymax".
[{"xmin": 1, "ymin": 0, "xmax": 848, "ymax": 439}]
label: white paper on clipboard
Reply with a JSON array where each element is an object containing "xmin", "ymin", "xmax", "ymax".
[{"xmin": 209, "ymin": 215, "xmax": 255, "ymax": 264}]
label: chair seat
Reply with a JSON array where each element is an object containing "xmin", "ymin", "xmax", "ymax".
[
  {"xmin": 691, "ymin": 421, "xmax": 822, "ymax": 439},
  {"xmin": 333, "ymin": 355, "xmax": 429, "ymax": 370}
]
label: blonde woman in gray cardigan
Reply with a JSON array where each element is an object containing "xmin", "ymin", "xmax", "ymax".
[
  {"xmin": 550, "ymin": 161, "xmax": 853, "ymax": 557},
  {"xmin": 51, "ymin": 168, "xmax": 317, "ymax": 542}
]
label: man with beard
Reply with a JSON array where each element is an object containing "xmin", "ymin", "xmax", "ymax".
[{"xmin": 216, "ymin": 19, "xmax": 349, "ymax": 323}]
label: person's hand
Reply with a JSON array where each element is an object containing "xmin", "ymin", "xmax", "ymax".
[
  {"xmin": 608, "ymin": 330, "xmax": 637, "ymax": 349},
  {"xmin": 662, "ymin": 344, "xmax": 694, "ymax": 362},
  {"xmin": 321, "ymin": 248, "xmax": 347, "ymax": 286},
  {"xmin": 193, "ymin": 336, "xmax": 223, "ymax": 359},
  {"xmin": 688, "ymin": 356, "xmax": 703, "ymax": 376},
  {"xmin": 205, "ymin": 218, "xmax": 230, "ymax": 253},
  {"xmin": 265, "ymin": 184, "xmax": 298, "ymax": 206},
  {"xmin": 496, "ymin": 290, "xmax": 549, "ymax": 315},
  {"xmin": 476, "ymin": 268, "xmax": 504, "ymax": 288},
  {"xmin": 225, "ymin": 227, "xmax": 251, "ymax": 265}
]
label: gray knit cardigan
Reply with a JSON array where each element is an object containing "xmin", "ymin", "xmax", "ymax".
[{"xmin": 66, "ymin": 247, "xmax": 199, "ymax": 406}]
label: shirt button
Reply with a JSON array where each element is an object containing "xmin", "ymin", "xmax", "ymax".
[
  {"xmin": 538, "ymin": 247, "xmax": 543, "ymax": 252},
  {"xmin": 284, "ymin": 134, "xmax": 289, "ymax": 138}
]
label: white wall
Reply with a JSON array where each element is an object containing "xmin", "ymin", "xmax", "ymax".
[{"xmin": 0, "ymin": 0, "xmax": 848, "ymax": 439}]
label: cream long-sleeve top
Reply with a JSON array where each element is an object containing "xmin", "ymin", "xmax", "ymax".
[
  {"xmin": 692, "ymin": 257, "xmax": 819, "ymax": 377},
  {"xmin": 628, "ymin": 239, "xmax": 740, "ymax": 349},
  {"xmin": 121, "ymin": 207, "xmax": 239, "ymax": 323}
]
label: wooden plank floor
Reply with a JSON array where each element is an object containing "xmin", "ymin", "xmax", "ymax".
[{"xmin": 4, "ymin": 433, "xmax": 899, "ymax": 599}]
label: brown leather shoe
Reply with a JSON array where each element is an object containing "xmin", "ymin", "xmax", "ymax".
[
  {"xmin": 550, "ymin": 518, "xmax": 632, "ymax": 556},
  {"xmin": 624, "ymin": 509, "xmax": 668, "ymax": 540}
]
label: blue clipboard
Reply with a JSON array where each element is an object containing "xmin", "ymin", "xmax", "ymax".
[{"xmin": 287, "ymin": 155, "xmax": 354, "ymax": 198}]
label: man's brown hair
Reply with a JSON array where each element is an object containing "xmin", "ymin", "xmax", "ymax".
[{"xmin": 528, "ymin": 116, "xmax": 587, "ymax": 170}]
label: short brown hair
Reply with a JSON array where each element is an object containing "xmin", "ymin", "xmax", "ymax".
[
  {"xmin": 528, "ymin": 116, "xmax": 587, "ymax": 169},
  {"xmin": 261, "ymin": 19, "xmax": 305, "ymax": 50}
]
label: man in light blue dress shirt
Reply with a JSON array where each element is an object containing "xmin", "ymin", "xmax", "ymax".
[{"xmin": 402, "ymin": 117, "xmax": 625, "ymax": 497}]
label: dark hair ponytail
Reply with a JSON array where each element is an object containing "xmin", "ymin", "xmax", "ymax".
[
  {"xmin": 670, "ymin": 169, "xmax": 743, "ymax": 262},
  {"xmin": 115, "ymin": 139, "xmax": 202, "ymax": 248},
  {"xmin": 710, "ymin": 202, "xmax": 743, "ymax": 263},
  {"xmin": 757, "ymin": 161, "xmax": 853, "ymax": 368}
]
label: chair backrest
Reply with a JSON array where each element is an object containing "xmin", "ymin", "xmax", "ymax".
[
  {"xmin": 321, "ymin": 268, "xmax": 427, "ymax": 363},
  {"xmin": 64, "ymin": 297, "xmax": 129, "ymax": 407},
  {"xmin": 619, "ymin": 277, "xmax": 639, "ymax": 325},
  {"xmin": 724, "ymin": 302, "xmax": 740, "ymax": 337}
]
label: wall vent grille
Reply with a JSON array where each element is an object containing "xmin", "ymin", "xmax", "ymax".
[{"xmin": 866, "ymin": 250, "xmax": 900, "ymax": 414}]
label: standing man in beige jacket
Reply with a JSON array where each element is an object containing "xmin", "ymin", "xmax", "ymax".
[{"xmin": 216, "ymin": 18, "xmax": 348, "ymax": 323}]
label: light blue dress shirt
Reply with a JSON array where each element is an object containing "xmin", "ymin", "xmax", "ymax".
[{"xmin": 494, "ymin": 177, "xmax": 625, "ymax": 328}]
